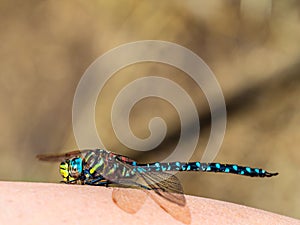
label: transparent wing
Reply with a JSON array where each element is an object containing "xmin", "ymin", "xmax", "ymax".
[
  {"xmin": 112, "ymin": 185, "xmax": 190, "ymax": 224},
  {"xmin": 112, "ymin": 188, "xmax": 147, "ymax": 214},
  {"xmin": 139, "ymin": 171, "xmax": 186, "ymax": 206},
  {"xmin": 36, "ymin": 149, "xmax": 92, "ymax": 162},
  {"xmin": 105, "ymin": 158, "xmax": 186, "ymax": 207},
  {"xmin": 108, "ymin": 160, "xmax": 188, "ymax": 223},
  {"xmin": 149, "ymin": 189, "xmax": 191, "ymax": 224}
]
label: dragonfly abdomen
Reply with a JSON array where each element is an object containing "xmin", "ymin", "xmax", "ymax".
[{"xmin": 135, "ymin": 162, "xmax": 278, "ymax": 177}]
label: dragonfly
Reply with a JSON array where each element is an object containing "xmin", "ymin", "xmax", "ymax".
[{"xmin": 37, "ymin": 149, "xmax": 278, "ymax": 223}]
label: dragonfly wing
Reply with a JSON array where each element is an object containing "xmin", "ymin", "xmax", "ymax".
[
  {"xmin": 104, "ymin": 158, "xmax": 186, "ymax": 207},
  {"xmin": 139, "ymin": 171, "xmax": 189, "ymax": 223},
  {"xmin": 101, "ymin": 162, "xmax": 151, "ymax": 190},
  {"xmin": 110, "ymin": 163, "xmax": 188, "ymax": 222},
  {"xmin": 149, "ymin": 189, "xmax": 191, "ymax": 224},
  {"xmin": 140, "ymin": 171, "xmax": 186, "ymax": 207},
  {"xmin": 36, "ymin": 149, "xmax": 92, "ymax": 162},
  {"xmin": 112, "ymin": 188, "xmax": 147, "ymax": 214}
]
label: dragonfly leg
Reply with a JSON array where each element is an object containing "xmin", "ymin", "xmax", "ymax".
[
  {"xmin": 86, "ymin": 180, "xmax": 110, "ymax": 186},
  {"xmin": 85, "ymin": 177, "xmax": 111, "ymax": 186},
  {"xmin": 60, "ymin": 180, "xmax": 79, "ymax": 184}
]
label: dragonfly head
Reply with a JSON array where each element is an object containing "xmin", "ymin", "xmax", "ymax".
[{"xmin": 59, "ymin": 157, "xmax": 83, "ymax": 182}]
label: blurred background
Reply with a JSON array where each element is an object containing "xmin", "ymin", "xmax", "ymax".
[{"xmin": 0, "ymin": 0, "xmax": 299, "ymax": 220}]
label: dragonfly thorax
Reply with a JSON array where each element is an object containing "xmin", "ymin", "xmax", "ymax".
[{"xmin": 59, "ymin": 157, "xmax": 83, "ymax": 182}]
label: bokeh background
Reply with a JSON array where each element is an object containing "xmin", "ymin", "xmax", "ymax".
[{"xmin": 1, "ymin": 0, "xmax": 299, "ymax": 220}]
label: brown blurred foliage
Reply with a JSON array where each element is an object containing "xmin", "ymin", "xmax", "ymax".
[{"xmin": 0, "ymin": 0, "xmax": 299, "ymax": 220}]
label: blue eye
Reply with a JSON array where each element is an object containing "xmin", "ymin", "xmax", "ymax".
[{"xmin": 69, "ymin": 158, "xmax": 83, "ymax": 177}]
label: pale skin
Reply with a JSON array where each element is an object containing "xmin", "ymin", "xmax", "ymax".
[{"xmin": 0, "ymin": 182, "xmax": 299, "ymax": 225}]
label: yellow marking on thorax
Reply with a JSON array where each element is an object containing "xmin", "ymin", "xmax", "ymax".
[
  {"xmin": 89, "ymin": 158, "xmax": 104, "ymax": 174},
  {"xmin": 105, "ymin": 167, "xmax": 116, "ymax": 176},
  {"xmin": 85, "ymin": 152, "xmax": 93, "ymax": 161},
  {"xmin": 121, "ymin": 166, "xmax": 127, "ymax": 176}
]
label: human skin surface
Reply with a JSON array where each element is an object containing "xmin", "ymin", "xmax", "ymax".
[{"xmin": 0, "ymin": 181, "xmax": 299, "ymax": 225}]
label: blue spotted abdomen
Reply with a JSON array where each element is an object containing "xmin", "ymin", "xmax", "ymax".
[{"xmin": 135, "ymin": 162, "xmax": 277, "ymax": 177}]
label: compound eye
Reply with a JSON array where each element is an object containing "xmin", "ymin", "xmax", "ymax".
[{"xmin": 69, "ymin": 158, "xmax": 83, "ymax": 177}]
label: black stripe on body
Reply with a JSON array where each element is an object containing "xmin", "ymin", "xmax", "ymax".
[{"xmin": 83, "ymin": 149, "xmax": 137, "ymax": 181}]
